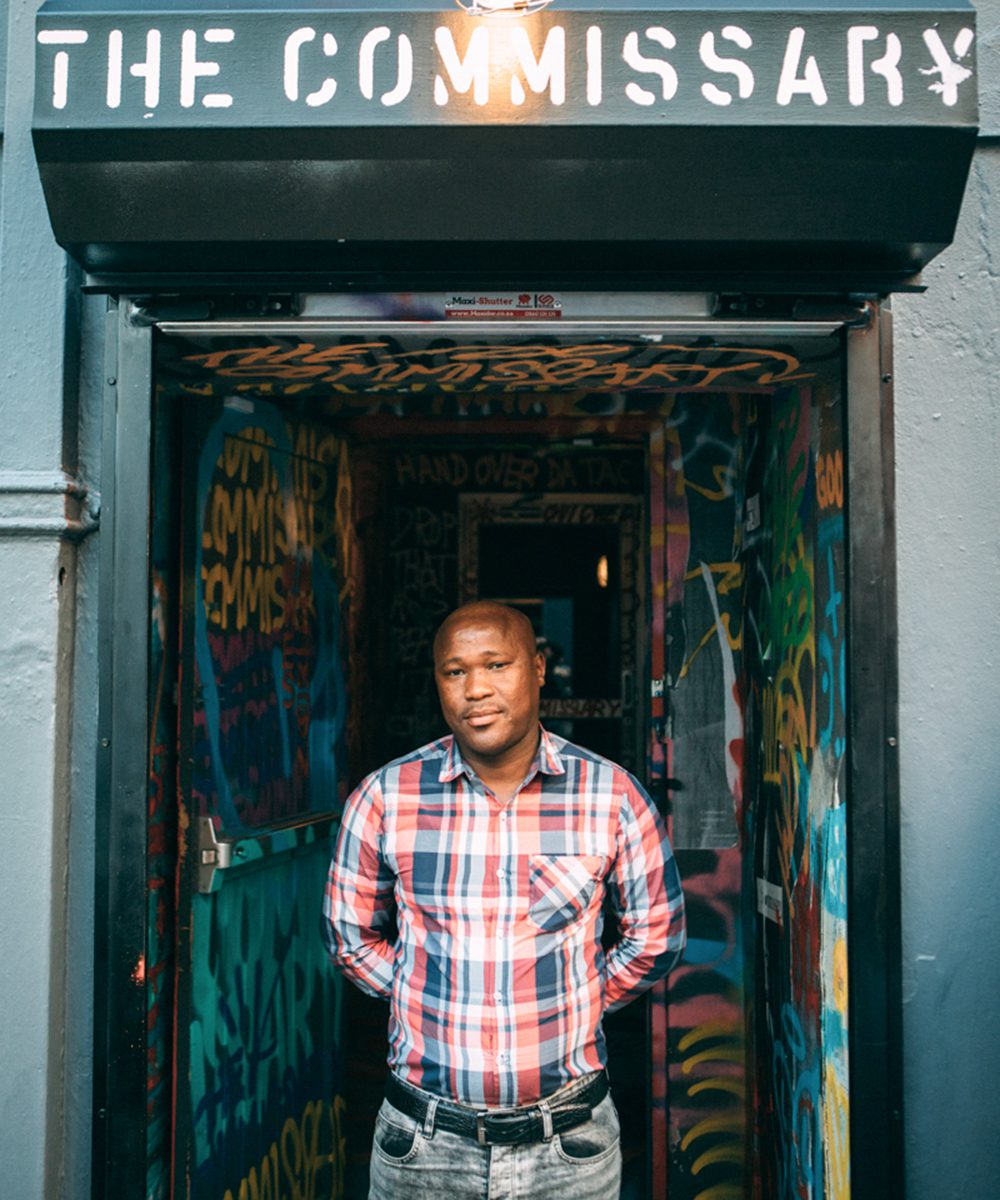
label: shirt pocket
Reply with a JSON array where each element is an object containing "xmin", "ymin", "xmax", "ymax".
[{"xmin": 528, "ymin": 854, "xmax": 606, "ymax": 932}]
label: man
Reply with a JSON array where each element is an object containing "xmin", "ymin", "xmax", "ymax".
[{"xmin": 324, "ymin": 602, "xmax": 685, "ymax": 1199}]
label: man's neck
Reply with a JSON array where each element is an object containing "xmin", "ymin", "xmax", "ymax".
[{"xmin": 461, "ymin": 730, "xmax": 541, "ymax": 804}]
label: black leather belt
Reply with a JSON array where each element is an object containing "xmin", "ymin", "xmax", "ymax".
[{"xmin": 385, "ymin": 1070, "xmax": 609, "ymax": 1147}]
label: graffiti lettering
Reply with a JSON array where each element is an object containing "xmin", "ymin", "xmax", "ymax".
[
  {"xmin": 179, "ymin": 340, "xmax": 814, "ymax": 394},
  {"xmin": 815, "ymin": 449, "xmax": 844, "ymax": 511},
  {"xmin": 222, "ymin": 1096, "xmax": 346, "ymax": 1200}
]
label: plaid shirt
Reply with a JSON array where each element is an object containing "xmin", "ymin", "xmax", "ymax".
[{"xmin": 323, "ymin": 727, "xmax": 685, "ymax": 1106}]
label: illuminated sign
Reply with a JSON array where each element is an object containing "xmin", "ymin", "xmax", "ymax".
[{"xmin": 34, "ymin": 5, "xmax": 976, "ymax": 126}]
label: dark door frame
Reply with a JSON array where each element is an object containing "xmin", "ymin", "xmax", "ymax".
[{"xmin": 92, "ymin": 298, "xmax": 903, "ymax": 1200}]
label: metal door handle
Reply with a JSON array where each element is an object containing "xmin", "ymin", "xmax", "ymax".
[{"xmin": 196, "ymin": 812, "xmax": 339, "ymax": 894}]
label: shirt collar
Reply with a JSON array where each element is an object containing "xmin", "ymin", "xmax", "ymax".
[{"xmin": 438, "ymin": 725, "xmax": 566, "ymax": 784}]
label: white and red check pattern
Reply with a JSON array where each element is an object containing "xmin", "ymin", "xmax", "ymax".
[{"xmin": 323, "ymin": 727, "xmax": 685, "ymax": 1106}]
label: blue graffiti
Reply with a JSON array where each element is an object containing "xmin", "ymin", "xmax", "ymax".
[
  {"xmin": 817, "ymin": 515, "xmax": 846, "ymax": 758},
  {"xmin": 772, "ymin": 1003, "xmax": 824, "ymax": 1199},
  {"xmin": 193, "ymin": 401, "xmax": 346, "ymax": 831}
]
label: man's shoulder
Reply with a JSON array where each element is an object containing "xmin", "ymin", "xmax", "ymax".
[
  {"xmin": 547, "ymin": 734, "xmax": 642, "ymax": 789},
  {"xmin": 356, "ymin": 736, "xmax": 453, "ymax": 791}
]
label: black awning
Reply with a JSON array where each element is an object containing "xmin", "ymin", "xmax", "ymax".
[{"xmin": 33, "ymin": 1, "xmax": 978, "ymax": 289}]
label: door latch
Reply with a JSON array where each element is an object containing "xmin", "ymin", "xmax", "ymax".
[{"xmin": 197, "ymin": 816, "xmax": 233, "ymax": 894}]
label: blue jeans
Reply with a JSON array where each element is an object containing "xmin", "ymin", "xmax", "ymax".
[{"xmin": 368, "ymin": 1073, "xmax": 622, "ymax": 1200}]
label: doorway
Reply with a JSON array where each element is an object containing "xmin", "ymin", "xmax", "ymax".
[{"xmin": 127, "ymin": 317, "xmax": 861, "ymax": 1200}]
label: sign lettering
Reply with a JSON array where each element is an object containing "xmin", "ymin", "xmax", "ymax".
[{"xmin": 34, "ymin": 7, "xmax": 976, "ymax": 126}]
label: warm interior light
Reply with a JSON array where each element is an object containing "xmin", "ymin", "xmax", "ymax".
[
  {"xmin": 596, "ymin": 555, "xmax": 609, "ymax": 589},
  {"xmin": 455, "ymin": 1, "xmax": 555, "ymax": 15}
]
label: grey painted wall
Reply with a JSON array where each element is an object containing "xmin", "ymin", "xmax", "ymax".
[
  {"xmin": 0, "ymin": 0, "xmax": 100, "ymax": 1196},
  {"xmin": 894, "ymin": 5, "xmax": 1000, "ymax": 1195}
]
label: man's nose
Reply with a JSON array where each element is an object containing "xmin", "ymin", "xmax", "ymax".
[{"xmin": 465, "ymin": 668, "xmax": 494, "ymax": 698}]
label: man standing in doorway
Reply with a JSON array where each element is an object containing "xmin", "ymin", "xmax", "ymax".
[{"xmin": 324, "ymin": 602, "xmax": 685, "ymax": 1199}]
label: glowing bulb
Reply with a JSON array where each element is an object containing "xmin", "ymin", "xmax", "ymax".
[
  {"xmin": 596, "ymin": 555, "xmax": 609, "ymax": 589},
  {"xmin": 455, "ymin": 1, "xmax": 555, "ymax": 15}
]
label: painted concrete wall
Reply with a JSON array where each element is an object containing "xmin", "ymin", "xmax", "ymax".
[
  {"xmin": 894, "ymin": 4, "xmax": 1000, "ymax": 1195},
  {"xmin": 0, "ymin": 1, "xmax": 101, "ymax": 1197}
]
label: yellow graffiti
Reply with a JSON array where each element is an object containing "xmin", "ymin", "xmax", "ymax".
[
  {"xmin": 680, "ymin": 1113, "xmax": 744, "ymax": 1149},
  {"xmin": 677, "ymin": 562, "xmax": 744, "ymax": 680},
  {"xmin": 678, "ymin": 1014, "xmax": 745, "ymax": 1197},
  {"xmin": 181, "ymin": 340, "xmax": 815, "ymax": 393},
  {"xmin": 685, "ymin": 463, "xmax": 737, "ymax": 502},
  {"xmin": 687, "ymin": 1078, "xmax": 745, "ymax": 1100},
  {"xmin": 815, "ymin": 449, "xmax": 844, "ymax": 511},
  {"xmin": 201, "ymin": 426, "xmax": 341, "ymax": 634},
  {"xmin": 823, "ymin": 1063, "xmax": 850, "ymax": 1200},
  {"xmin": 691, "ymin": 1187, "xmax": 743, "ymax": 1200},
  {"xmin": 692, "ymin": 1142, "xmax": 745, "ymax": 1174},
  {"xmin": 222, "ymin": 1095, "xmax": 346, "ymax": 1200}
]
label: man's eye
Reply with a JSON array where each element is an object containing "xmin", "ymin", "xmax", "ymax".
[
  {"xmin": 445, "ymin": 669, "xmax": 464, "ymax": 677},
  {"xmin": 488, "ymin": 661, "xmax": 509, "ymax": 670}
]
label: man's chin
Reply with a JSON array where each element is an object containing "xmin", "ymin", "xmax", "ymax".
[{"xmin": 456, "ymin": 729, "xmax": 508, "ymax": 759}]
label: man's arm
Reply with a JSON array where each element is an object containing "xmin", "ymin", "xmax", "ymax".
[
  {"xmin": 603, "ymin": 777, "xmax": 686, "ymax": 1013},
  {"xmin": 322, "ymin": 772, "xmax": 397, "ymax": 1000}
]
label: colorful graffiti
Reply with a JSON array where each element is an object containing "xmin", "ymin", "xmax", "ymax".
[
  {"xmin": 742, "ymin": 386, "xmax": 850, "ymax": 1200},
  {"xmin": 662, "ymin": 393, "xmax": 748, "ymax": 1200},
  {"xmin": 663, "ymin": 384, "xmax": 848, "ymax": 1200},
  {"xmin": 173, "ymin": 400, "xmax": 350, "ymax": 1197},
  {"xmin": 170, "ymin": 338, "xmax": 816, "ymax": 396},
  {"xmin": 187, "ymin": 840, "xmax": 347, "ymax": 1197},
  {"xmin": 190, "ymin": 403, "xmax": 348, "ymax": 832}
]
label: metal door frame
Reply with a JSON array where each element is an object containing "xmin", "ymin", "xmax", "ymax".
[{"xmin": 92, "ymin": 297, "xmax": 904, "ymax": 1200}]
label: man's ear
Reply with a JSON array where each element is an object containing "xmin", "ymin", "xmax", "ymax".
[{"xmin": 535, "ymin": 652, "xmax": 546, "ymax": 685}]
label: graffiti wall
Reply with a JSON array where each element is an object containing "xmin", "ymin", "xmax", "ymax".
[
  {"xmin": 661, "ymin": 385, "xmax": 848, "ymax": 1200},
  {"xmin": 743, "ymin": 387, "xmax": 849, "ymax": 1200},
  {"xmin": 661, "ymin": 393, "xmax": 749, "ymax": 1200},
  {"xmin": 174, "ymin": 398, "xmax": 350, "ymax": 1198},
  {"xmin": 148, "ymin": 374, "xmax": 848, "ymax": 1199},
  {"xmin": 189, "ymin": 401, "xmax": 348, "ymax": 833}
]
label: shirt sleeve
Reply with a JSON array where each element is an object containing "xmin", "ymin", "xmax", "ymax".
[
  {"xmin": 322, "ymin": 771, "xmax": 397, "ymax": 1000},
  {"xmin": 603, "ymin": 775, "xmax": 686, "ymax": 1013}
]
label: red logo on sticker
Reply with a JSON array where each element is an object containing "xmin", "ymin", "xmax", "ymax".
[{"xmin": 537, "ymin": 294, "xmax": 555, "ymax": 307}]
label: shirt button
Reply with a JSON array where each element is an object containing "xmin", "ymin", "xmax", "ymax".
[
  {"xmin": 494, "ymin": 991, "xmax": 503, "ymax": 1002},
  {"xmin": 496, "ymin": 868, "xmax": 506, "ymax": 879},
  {"xmin": 496, "ymin": 1053, "xmax": 507, "ymax": 1065}
]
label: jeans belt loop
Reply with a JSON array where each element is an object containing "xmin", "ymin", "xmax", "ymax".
[
  {"xmin": 423, "ymin": 1096, "xmax": 439, "ymax": 1139},
  {"xmin": 476, "ymin": 1113, "xmax": 489, "ymax": 1147},
  {"xmin": 537, "ymin": 1100, "xmax": 554, "ymax": 1143}
]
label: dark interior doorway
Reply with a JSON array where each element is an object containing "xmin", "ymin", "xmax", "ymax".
[{"xmin": 338, "ymin": 434, "xmax": 652, "ymax": 1198}]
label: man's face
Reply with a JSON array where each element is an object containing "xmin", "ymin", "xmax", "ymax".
[{"xmin": 434, "ymin": 614, "xmax": 545, "ymax": 767}]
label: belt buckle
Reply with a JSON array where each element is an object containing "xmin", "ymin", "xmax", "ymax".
[{"xmin": 475, "ymin": 1107, "xmax": 532, "ymax": 1147}]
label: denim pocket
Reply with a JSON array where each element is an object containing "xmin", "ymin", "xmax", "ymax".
[
  {"xmin": 528, "ymin": 854, "xmax": 605, "ymax": 932},
  {"xmin": 373, "ymin": 1103, "xmax": 420, "ymax": 1164},
  {"xmin": 556, "ymin": 1094, "xmax": 621, "ymax": 1163}
]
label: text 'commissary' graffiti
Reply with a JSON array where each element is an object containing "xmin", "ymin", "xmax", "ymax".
[{"xmin": 35, "ymin": 7, "xmax": 976, "ymax": 126}]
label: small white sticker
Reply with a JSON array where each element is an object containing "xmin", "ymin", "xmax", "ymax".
[
  {"xmin": 745, "ymin": 493, "xmax": 761, "ymax": 533},
  {"xmin": 757, "ymin": 877, "xmax": 784, "ymax": 926},
  {"xmin": 444, "ymin": 292, "xmax": 562, "ymax": 320}
]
